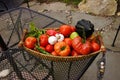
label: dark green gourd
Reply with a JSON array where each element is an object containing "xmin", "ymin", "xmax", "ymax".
[{"xmin": 75, "ymin": 19, "xmax": 94, "ymax": 38}]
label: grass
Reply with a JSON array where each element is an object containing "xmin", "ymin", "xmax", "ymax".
[
  {"xmin": 36, "ymin": 0, "xmax": 83, "ymax": 6},
  {"xmin": 62, "ymin": 0, "xmax": 82, "ymax": 5}
]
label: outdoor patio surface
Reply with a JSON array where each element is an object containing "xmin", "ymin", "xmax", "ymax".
[
  {"xmin": 22, "ymin": 2, "xmax": 120, "ymax": 80},
  {"xmin": 0, "ymin": 1, "xmax": 120, "ymax": 80}
]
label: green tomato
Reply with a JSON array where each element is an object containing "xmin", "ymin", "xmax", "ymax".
[{"xmin": 70, "ymin": 32, "xmax": 79, "ymax": 39}]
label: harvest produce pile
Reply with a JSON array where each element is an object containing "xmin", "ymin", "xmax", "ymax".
[{"xmin": 23, "ymin": 19, "xmax": 101, "ymax": 57}]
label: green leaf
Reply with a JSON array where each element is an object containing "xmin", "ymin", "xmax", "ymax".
[
  {"xmin": 26, "ymin": 22, "xmax": 46, "ymax": 38},
  {"xmin": 29, "ymin": 22, "xmax": 36, "ymax": 31},
  {"xmin": 36, "ymin": 45, "xmax": 50, "ymax": 55}
]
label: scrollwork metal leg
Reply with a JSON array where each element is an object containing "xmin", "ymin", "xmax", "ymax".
[
  {"xmin": 111, "ymin": 25, "xmax": 120, "ymax": 47},
  {"xmin": 0, "ymin": 35, "xmax": 24, "ymax": 80}
]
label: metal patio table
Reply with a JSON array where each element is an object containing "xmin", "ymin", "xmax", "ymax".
[{"xmin": 0, "ymin": 7, "xmax": 105, "ymax": 80}]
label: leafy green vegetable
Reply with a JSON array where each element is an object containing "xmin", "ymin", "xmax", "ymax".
[{"xmin": 26, "ymin": 22, "xmax": 46, "ymax": 38}]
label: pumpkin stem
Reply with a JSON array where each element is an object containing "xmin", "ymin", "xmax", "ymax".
[{"xmin": 81, "ymin": 26, "xmax": 86, "ymax": 43}]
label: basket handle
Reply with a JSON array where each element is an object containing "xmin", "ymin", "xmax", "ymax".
[
  {"xmin": 98, "ymin": 35, "xmax": 106, "ymax": 52},
  {"xmin": 18, "ymin": 29, "xmax": 28, "ymax": 48}
]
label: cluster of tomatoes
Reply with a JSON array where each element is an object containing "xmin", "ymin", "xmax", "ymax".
[{"xmin": 24, "ymin": 25, "xmax": 101, "ymax": 56}]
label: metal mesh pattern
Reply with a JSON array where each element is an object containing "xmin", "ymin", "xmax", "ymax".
[
  {"xmin": 13, "ymin": 53, "xmax": 96, "ymax": 80},
  {"xmin": 0, "ymin": 7, "xmax": 98, "ymax": 80}
]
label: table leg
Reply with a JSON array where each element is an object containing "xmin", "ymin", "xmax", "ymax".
[
  {"xmin": 0, "ymin": 35, "xmax": 24, "ymax": 80},
  {"xmin": 5, "ymin": 51, "xmax": 25, "ymax": 80},
  {"xmin": 111, "ymin": 25, "xmax": 120, "ymax": 47}
]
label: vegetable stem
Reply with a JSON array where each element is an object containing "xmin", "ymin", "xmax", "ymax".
[
  {"xmin": 81, "ymin": 26, "xmax": 86, "ymax": 43},
  {"xmin": 36, "ymin": 45, "xmax": 50, "ymax": 55}
]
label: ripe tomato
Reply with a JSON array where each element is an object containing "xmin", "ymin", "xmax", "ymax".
[
  {"xmin": 72, "ymin": 36, "xmax": 82, "ymax": 54},
  {"xmin": 45, "ymin": 44, "xmax": 54, "ymax": 53},
  {"xmin": 46, "ymin": 29, "xmax": 57, "ymax": 36},
  {"xmin": 91, "ymin": 41, "xmax": 100, "ymax": 52},
  {"xmin": 72, "ymin": 36, "xmax": 92, "ymax": 55},
  {"xmin": 51, "ymin": 51, "xmax": 58, "ymax": 56},
  {"xmin": 54, "ymin": 41, "xmax": 71, "ymax": 56},
  {"xmin": 24, "ymin": 36, "xmax": 37, "ymax": 49},
  {"xmin": 39, "ymin": 34, "xmax": 48, "ymax": 47},
  {"xmin": 71, "ymin": 50, "xmax": 79, "ymax": 56},
  {"xmin": 79, "ymin": 41, "xmax": 92, "ymax": 55},
  {"xmin": 59, "ymin": 25, "xmax": 72, "ymax": 37},
  {"xmin": 70, "ymin": 26, "xmax": 76, "ymax": 32},
  {"xmin": 64, "ymin": 38, "xmax": 72, "ymax": 47}
]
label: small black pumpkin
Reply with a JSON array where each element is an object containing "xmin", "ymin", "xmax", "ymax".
[{"xmin": 75, "ymin": 19, "xmax": 94, "ymax": 38}]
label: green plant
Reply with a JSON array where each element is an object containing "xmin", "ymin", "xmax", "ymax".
[
  {"xmin": 63, "ymin": 0, "xmax": 82, "ymax": 5},
  {"xmin": 36, "ymin": 0, "xmax": 83, "ymax": 6}
]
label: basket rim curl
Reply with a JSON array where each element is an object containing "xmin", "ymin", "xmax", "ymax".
[{"xmin": 18, "ymin": 28, "xmax": 106, "ymax": 62}]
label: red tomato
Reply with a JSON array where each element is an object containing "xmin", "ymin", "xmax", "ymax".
[
  {"xmin": 79, "ymin": 41, "xmax": 92, "ymax": 55},
  {"xmin": 51, "ymin": 51, "xmax": 58, "ymax": 56},
  {"xmin": 72, "ymin": 36, "xmax": 92, "ymax": 55},
  {"xmin": 24, "ymin": 36, "xmax": 37, "ymax": 49},
  {"xmin": 64, "ymin": 38, "xmax": 72, "ymax": 47},
  {"xmin": 91, "ymin": 41, "xmax": 100, "ymax": 52},
  {"xmin": 45, "ymin": 44, "xmax": 54, "ymax": 53},
  {"xmin": 72, "ymin": 36, "xmax": 82, "ymax": 54},
  {"xmin": 46, "ymin": 29, "xmax": 57, "ymax": 36},
  {"xmin": 59, "ymin": 25, "xmax": 72, "ymax": 37},
  {"xmin": 39, "ymin": 34, "xmax": 48, "ymax": 47},
  {"xmin": 54, "ymin": 41, "xmax": 71, "ymax": 56},
  {"xmin": 70, "ymin": 26, "xmax": 76, "ymax": 32},
  {"xmin": 71, "ymin": 50, "xmax": 79, "ymax": 56}
]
